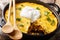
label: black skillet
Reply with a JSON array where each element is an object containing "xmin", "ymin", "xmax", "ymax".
[{"xmin": 1, "ymin": 0, "xmax": 60, "ymax": 40}]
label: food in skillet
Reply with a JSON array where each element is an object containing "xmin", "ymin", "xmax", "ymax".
[{"xmin": 5, "ymin": 2, "xmax": 58, "ymax": 35}]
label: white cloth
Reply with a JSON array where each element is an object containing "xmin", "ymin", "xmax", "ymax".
[
  {"xmin": 0, "ymin": 0, "xmax": 9, "ymax": 35},
  {"xmin": 0, "ymin": 0, "xmax": 9, "ymax": 10}
]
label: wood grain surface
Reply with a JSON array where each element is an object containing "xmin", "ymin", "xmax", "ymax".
[{"xmin": 55, "ymin": 0, "xmax": 60, "ymax": 7}]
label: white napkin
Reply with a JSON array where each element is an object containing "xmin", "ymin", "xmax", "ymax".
[
  {"xmin": 0, "ymin": 0, "xmax": 9, "ymax": 34},
  {"xmin": 0, "ymin": 0, "xmax": 9, "ymax": 10}
]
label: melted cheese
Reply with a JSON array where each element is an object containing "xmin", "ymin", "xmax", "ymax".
[{"xmin": 5, "ymin": 2, "xmax": 58, "ymax": 34}]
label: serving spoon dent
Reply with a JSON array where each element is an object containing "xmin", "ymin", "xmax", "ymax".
[{"xmin": 2, "ymin": 0, "xmax": 14, "ymax": 33}]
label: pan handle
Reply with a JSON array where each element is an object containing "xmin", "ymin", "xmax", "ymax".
[{"xmin": 47, "ymin": 3, "xmax": 60, "ymax": 14}]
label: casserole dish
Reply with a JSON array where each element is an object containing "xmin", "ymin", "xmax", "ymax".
[{"xmin": 1, "ymin": 0, "xmax": 60, "ymax": 40}]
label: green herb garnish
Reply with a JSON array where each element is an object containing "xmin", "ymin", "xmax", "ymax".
[
  {"xmin": 27, "ymin": 22, "xmax": 29, "ymax": 24},
  {"xmin": 18, "ymin": 8, "xmax": 21, "ymax": 10},
  {"xmin": 44, "ymin": 11, "xmax": 50, "ymax": 16},
  {"xmin": 16, "ymin": 8, "xmax": 21, "ymax": 10},
  {"xmin": 47, "ymin": 17, "xmax": 51, "ymax": 22},
  {"xmin": 36, "ymin": 7, "xmax": 40, "ymax": 10},
  {"xmin": 20, "ymin": 24, "xmax": 24, "ymax": 27},
  {"xmin": 51, "ymin": 20, "xmax": 55, "ymax": 26},
  {"xmin": 16, "ymin": 18, "xmax": 21, "ymax": 21},
  {"xmin": 21, "ymin": 5, "xmax": 24, "ymax": 6},
  {"xmin": 39, "ymin": 15, "xmax": 42, "ymax": 18}
]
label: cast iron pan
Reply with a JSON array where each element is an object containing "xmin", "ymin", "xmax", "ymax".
[{"xmin": 1, "ymin": 0, "xmax": 60, "ymax": 40}]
